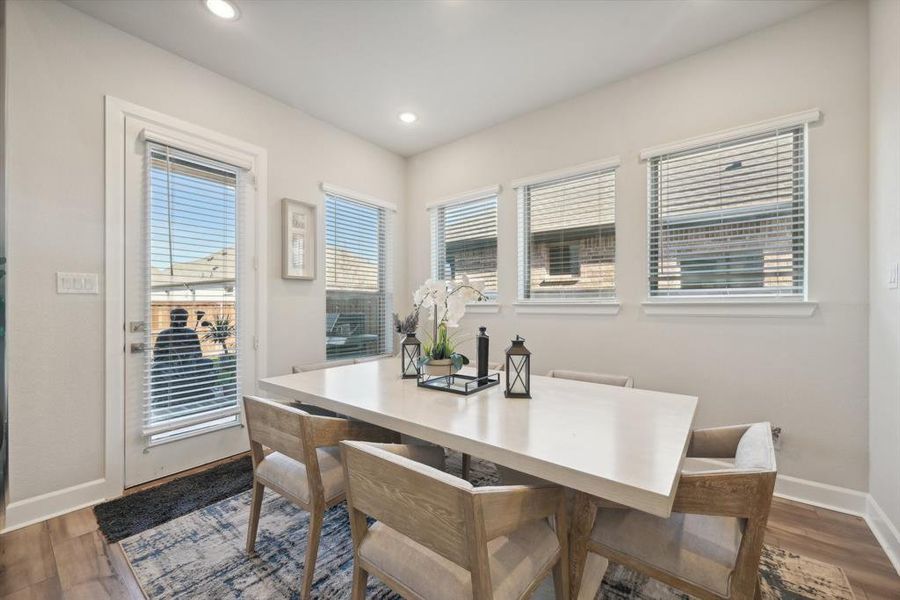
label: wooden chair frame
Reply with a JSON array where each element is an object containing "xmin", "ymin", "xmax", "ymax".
[
  {"xmin": 341, "ymin": 441, "xmax": 571, "ymax": 600},
  {"xmin": 570, "ymin": 424, "xmax": 776, "ymax": 600},
  {"xmin": 243, "ymin": 396, "xmax": 399, "ymax": 600}
]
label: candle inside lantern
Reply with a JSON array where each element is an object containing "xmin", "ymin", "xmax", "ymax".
[{"xmin": 509, "ymin": 356, "xmax": 528, "ymax": 394}]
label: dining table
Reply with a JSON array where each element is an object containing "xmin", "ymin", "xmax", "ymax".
[{"xmin": 259, "ymin": 358, "xmax": 698, "ymax": 598}]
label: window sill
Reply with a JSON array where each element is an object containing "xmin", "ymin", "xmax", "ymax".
[
  {"xmin": 466, "ymin": 302, "xmax": 501, "ymax": 314},
  {"xmin": 513, "ymin": 301, "xmax": 620, "ymax": 315},
  {"xmin": 641, "ymin": 299, "xmax": 818, "ymax": 318}
]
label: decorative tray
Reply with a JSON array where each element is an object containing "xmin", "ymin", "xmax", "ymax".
[{"xmin": 416, "ymin": 372, "xmax": 500, "ymax": 396}]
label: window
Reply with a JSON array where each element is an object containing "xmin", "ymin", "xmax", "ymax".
[
  {"xmin": 145, "ymin": 144, "xmax": 242, "ymax": 438},
  {"xmin": 517, "ymin": 168, "xmax": 616, "ymax": 301},
  {"xmin": 325, "ymin": 193, "xmax": 393, "ymax": 360},
  {"xmin": 648, "ymin": 125, "xmax": 806, "ymax": 298},
  {"xmin": 548, "ymin": 243, "xmax": 580, "ymax": 276},
  {"xmin": 430, "ymin": 193, "xmax": 498, "ymax": 296}
]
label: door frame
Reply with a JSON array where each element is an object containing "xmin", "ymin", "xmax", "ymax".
[{"xmin": 104, "ymin": 96, "xmax": 268, "ymax": 496}]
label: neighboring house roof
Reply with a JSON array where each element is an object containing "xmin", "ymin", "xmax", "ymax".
[
  {"xmin": 325, "ymin": 245, "xmax": 380, "ymax": 292},
  {"xmin": 151, "ymin": 247, "xmax": 235, "ymax": 290}
]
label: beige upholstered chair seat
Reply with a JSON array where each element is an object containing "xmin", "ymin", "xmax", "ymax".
[
  {"xmin": 359, "ymin": 519, "xmax": 560, "ymax": 600},
  {"xmin": 256, "ymin": 445, "xmax": 445, "ymax": 506},
  {"xmin": 255, "ymin": 448, "xmax": 346, "ymax": 504},
  {"xmin": 591, "ymin": 508, "xmax": 742, "ymax": 596}
]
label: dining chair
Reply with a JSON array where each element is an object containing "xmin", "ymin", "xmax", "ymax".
[
  {"xmin": 341, "ymin": 440, "xmax": 571, "ymax": 600},
  {"xmin": 292, "ymin": 358, "xmax": 355, "ymax": 373},
  {"xmin": 354, "ymin": 353, "xmax": 393, "ymax": 364},
  {"xmin": 242, "ymin": 396, "xmax": 443, "ymax": 600},
  {"xmin": 572, "ymin": 422, "xmax": 777, "ymax": 600},
  {"xmin": 546, "ymin": 369, "xmax": 634, "ymax": 388},
  {"xmin": 292, "ymin": 355, "xmax": 392, "ymax": 373}
]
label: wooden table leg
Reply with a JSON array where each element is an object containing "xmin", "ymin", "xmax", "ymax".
[{"xmin": 569, "ymin": 490, "xmax": 598, "ymax": 600}]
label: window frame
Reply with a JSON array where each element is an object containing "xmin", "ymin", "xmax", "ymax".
[
  {"xmin": 323, "ymin": 186, "xmax": 395, "ymax": 361},
  {"xmin": 512, "ymin": 158, "xmax": 620, "ymax": 312},
  {"xmin": 104, "ymin": 96, "xmax": 268, "ymax": 498},
  {"xmin": 428, "ymin": 185, "xmax": 501, "ymax": 303},
  {"xmin": 640, "ymin": 109, "xmax": 820, "ymax": 317}
]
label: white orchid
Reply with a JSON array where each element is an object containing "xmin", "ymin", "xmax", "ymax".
[
  {"xmin": 411, "ymin": 277, "xmax": 488, "ymax": 370},
  {"xmin": 413, "ymin": 277, "xmax": 486, "ymax": 328}
]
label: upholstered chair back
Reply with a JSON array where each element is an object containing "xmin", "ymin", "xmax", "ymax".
[
  {"xmin": 342, "ymin": 441, "xmax": 475, "ymax": 568},
  {"xmin": 547, "ymin": 369, "xmax": 634, "ymax": 388}
]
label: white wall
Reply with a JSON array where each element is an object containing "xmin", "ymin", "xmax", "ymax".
[
  {"xmin": 3, "ymin": 0, "xmax": 405, "ymax": 518},
  {"xmin": 406, "ymin": 0, "xmax": 869, "ymax": 490},
  {"xmin": 2, "ymin": 0, "xmax": 884, "ymax": 531},
  {"xmin": 868, "ymin": 0, "xmax": 900, "ymax": 549}
]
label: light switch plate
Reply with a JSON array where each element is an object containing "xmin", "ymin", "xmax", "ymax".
[
  {"xmin": 889, "ymin": 263, "xmax": 899, "ymax": 290},
  {"xmin": 57, "ymin": 272, "xmax": 99, "ymax": 294}
]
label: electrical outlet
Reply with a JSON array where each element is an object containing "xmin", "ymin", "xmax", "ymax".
[
  {"xmin": 771, "ymin": 425, "xmax": 783, "ymax": 451},
  {"xmin": 57, "ymin": 272, "xmax": 99, "ymax": 294}
]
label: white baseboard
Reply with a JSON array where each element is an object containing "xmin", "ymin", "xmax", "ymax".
[
  {"xmin": 773, "ymin": 473, "xmax": 869, "ymax": 515},
  {"xmin": 1, "ymin": 478, "xmax": 116, "ymax": 534},
  {"xmin": 865, "ymin": 495, "xmax": 900, "ymax": 575}
]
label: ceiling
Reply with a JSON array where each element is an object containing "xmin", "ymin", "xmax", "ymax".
[{"xmin": 65, "ymin": 0, "xmax": 827, "ymax": 156}]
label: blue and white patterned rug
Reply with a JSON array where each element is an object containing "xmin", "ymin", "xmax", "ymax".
[
  {"xmin": 122, "ymin": 491, "xmax": 392, "ymax": 599},
  {"xmin": 119, "ymin": 456, "xmax": 854, "ymax": 600}
]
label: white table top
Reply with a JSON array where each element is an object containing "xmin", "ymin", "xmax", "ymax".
[{"xmin": 259, "ymin": 359, "xmax": 698, "ymax": 517}]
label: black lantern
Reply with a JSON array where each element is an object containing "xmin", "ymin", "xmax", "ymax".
[
  {"xmin": 504, "ymin": 335, "xmax": 531, "ymax": 398},
  {"xmin": 401, "ymin": 332, "xmax": 421, "ymax": 379}
]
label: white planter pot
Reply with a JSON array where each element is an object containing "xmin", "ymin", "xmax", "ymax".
[{"xmin": 422, "ymin": 358, "xmax": 459, "ymax": 377}]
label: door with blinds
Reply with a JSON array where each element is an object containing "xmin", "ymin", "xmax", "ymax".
[{"xmin": 123, "ymin": 117, "xmax": 257, "ymax": 487}]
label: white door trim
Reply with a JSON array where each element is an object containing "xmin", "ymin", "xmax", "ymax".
[{"xmin": 104, "ymin": 96, "xmax": 268, "ymax": 496}]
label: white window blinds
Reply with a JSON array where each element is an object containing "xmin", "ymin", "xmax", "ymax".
[
  {"xmin": 430, "ymin": 194, "xmax": 498, "ymax": 296},
  {"xmin": 325, "ymin": 193, "xmax": 393, "ymax": 360},
  {"xmin": 648, "ymin": 126, "xmax": 806, "ymax": 298},
  {"xmin": 144, "ymin": 143, "xmax": 243, "ymax": 437},
  {"xmin": 517, "ymin": 169, "xmax": 616, "ymax": 300}
]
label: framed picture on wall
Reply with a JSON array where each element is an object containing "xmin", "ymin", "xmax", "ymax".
[{"xmin": 282, "ymin": 198, "xmax": 316, "ymax": 280}]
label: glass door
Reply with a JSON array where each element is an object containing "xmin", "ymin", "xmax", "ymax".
[{"xmin": 123, "ymin": 119, "xmax": 252, "ymax": 487}]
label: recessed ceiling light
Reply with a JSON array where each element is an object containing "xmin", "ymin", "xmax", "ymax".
[
  {"xmin": 398, "ymin": 112, "xmax": 418, "ymax": 124},
  {"xmin": 204, "ymin": 0, "xmax": 239, "ymax": 20}
]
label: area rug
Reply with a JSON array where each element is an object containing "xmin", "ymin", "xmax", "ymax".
[
  {"xmin": 95, "ymin": 456, "xmax": 255, "ymax": 543},
  {"xmin": 96, "ymin": 451, "xmax": 489, "ymax": 545},
  {"xmin": 118, "ymin": 454, "xmax": 853, "ymax": 600}
]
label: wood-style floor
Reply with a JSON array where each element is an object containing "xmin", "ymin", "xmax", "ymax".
[{"xmin": 1, "ymin": 458, "xmax": 898, "ymax": 600}]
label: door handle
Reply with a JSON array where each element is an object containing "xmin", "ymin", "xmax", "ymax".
[{"xmin": 130, "ymin": 342, "xmax": 147, "ymax": 354}]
